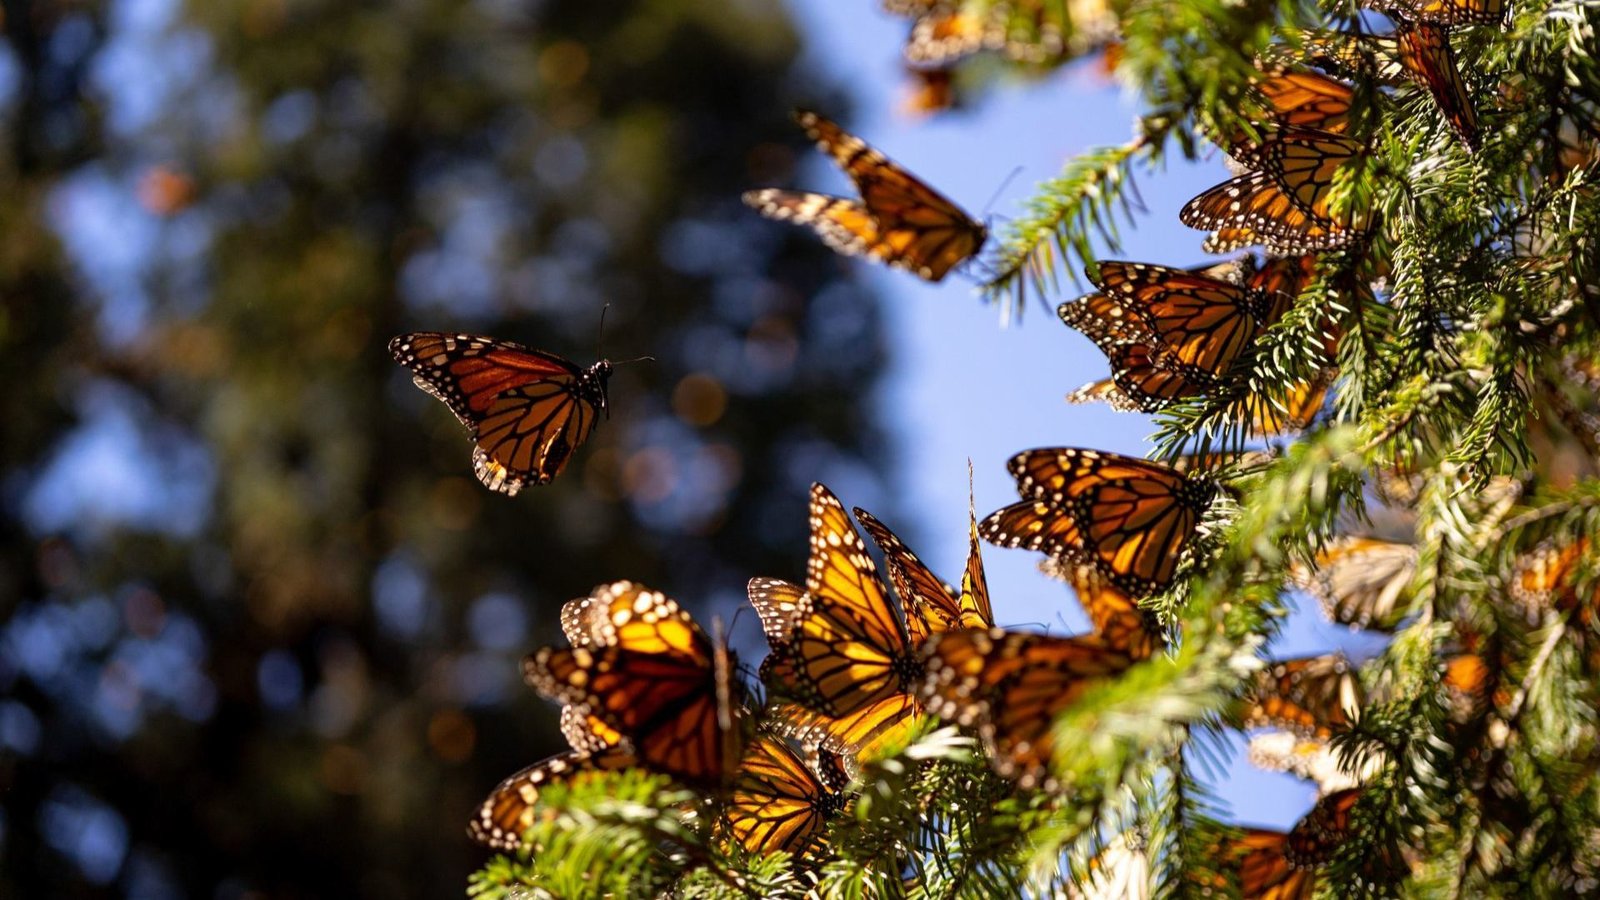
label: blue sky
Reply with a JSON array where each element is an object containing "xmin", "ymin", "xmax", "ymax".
[{"xmin": 782, "ymin": 1, "xmax": 1384, "ymax": 830}]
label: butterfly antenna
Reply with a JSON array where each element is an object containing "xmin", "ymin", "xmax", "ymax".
[
  {"xmin": 596, "ymin": 303, "xmax": 610, "ymax": 361},
  {"xmin": 980, "ymin": 165, "xmax": 1024, "ymax": 219},
  {"xmin": 712, "ymin": 616, "xmax": 734, "ymax": 732},
  {"xmin": 611, "ymin": 355, "xmax": 656, "ymax": 367}
]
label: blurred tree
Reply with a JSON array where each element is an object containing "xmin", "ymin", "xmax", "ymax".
[{"xmin": 0, "ymin": 0, "xmax": 887, "ymax": 896}]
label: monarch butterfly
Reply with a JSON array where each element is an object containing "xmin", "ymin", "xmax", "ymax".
[
  {"xmin": 1216, "ymin": 829, "xmax": 1317, "ymax": 900},
  {"xmin": 1042, "ymin": 559, "xmax": 1165, "ymax": 660},
  {"xmin": 1368, "ymin": 0, "xmax": 1506, "ymax": 26},
  {"xmin": 724, "ymin": 733, "xmax": 849, "ymax": 857},
  {"xmin": 1243, "ymin": 654, "xmax": 1363, "ymax": 738},
  {"xmin": 1392, "ymin": 21, "xmax": 1481, "ymax": 151},
  {"xmin": 853, "ymin": 506, "xmax": 994, "ymax": 640},
  {"xmin": 743, "ymin": 110, "xmax": 985, "ymax": 282},
  {"xmin": 1290, "ymin": 536, "xmax": 1419, "ymax": 631},
  {"xmin": 1085, "ymin": 260, "xmax": 1292, "ymax": 379},
  {"xmin": 920, "ymin": 627, "xmax": 1135, "ymax": 787},
  {"xmin": 1246, "ymin": 731, "xmax": 1366, "ymax": 794},
  {"xmin": 1067, "ymin": 832, "xmax": 1152, "ymax": 900},
  {"xmin": 523, "ymin": 580, "xmax": 745, "ymax": 787},
  {"xmin": 1509, "ymin": 537, "xmax": 1593, "ymax": 613},
  {"xmin": 1441, "ymin": 651, "xmax": 1495, "ymax": 719},
  {"xmin": 903, "ymin": 6, "xmax": 995, "ymax": 65},
  {"xmin": 1181, "ymin": 130, "xmax": 1367, "ymax": 253},
  {"xmin": 389, "ymin": 332, "xmax": 612, "ymax": 495},
  {"xmin": 982, "ymin": 448, "xmax": 1217, "ymax": 595},
  {"xmin": 466, "ymin": 743, "xmax": 637, "ymax": 851},
  {"xmin": 752, "ymin": 485, "xmax": 925, "ymax": 756}
]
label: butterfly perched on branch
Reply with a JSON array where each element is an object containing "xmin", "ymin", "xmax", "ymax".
[
  {"xmin": 523, "ymin": 580, "xmax": 747, "ymax": 788},
  {"xmin": 1290, "ymin": 536, "xmax": 1420, "ymax": 631},
  {"xmin": 724, "ymin": 732, "xmax": 850, "ymax": 857},
  {"xmin": 753, "ymin": 485, "xmax": 996, "ymax": 764},
  {"xmin": 389, "ymin": 332, "xmax": 613, "ymax": 494},
  {"xmin": 468, "ymin": 587, "xmax": 644, "ymax": 850},
  {"xmin": 1242, "ymin": 653, "xmax": 1363, "ymax": 738},
  {"xmin": 743, "ymin": 110, "xmax": 986, "ymax": 282},
  {"xmin": 1181, "ymin": 128, "xmax": 1370, "ymax": 254},
  {"xmin": 982, "ymin": 448, "xmax": 1217, "ymax": 595}
]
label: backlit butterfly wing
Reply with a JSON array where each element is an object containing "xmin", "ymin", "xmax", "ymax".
[
  {"xmin": 853, "ymin": 507, "xmax": 963, "ymax": 643},
  {"xmin": 1059, "ymin": 562, "xmax": 1163, "ymax": 660},
  {"xmin": 1182, "ymin": 128, "xmax": 1369, "ymax": 253},
  {"xmin": 523, "ymin": 581, "xmax": 743, "ymax": 786},
  {"xmin": 744, "ymin": 110, "xmax": 985, "ymax": 282},
  {"xmin": 1284, "ymin": 788, "xmax": 1361, "ymax": 869},
  {"xmin": 767, "ymin": 697, "xmax": 922, "ymax": 767},
  {"xmin": 1509, "ymin": 537, "xmax": 1592, "ymax": 612},
  {"xmin": 958, "ymin": 509, "xmax": 994, "ymax": 630},
  {"xmin": 389, "ymin": 332, "xmax": 611, "ymax": 494},
  {"xmin": 996, "ymin": 448, "xmax": 1216, "ymax": 594},
  {"xmin": 467, "ymin": 744, "xmax": 636, "ymax": 851},
  {"xmin": 754, "ymin": 484, "xmax": 918, "ymax": 719},
  {"xmin": 1067, "ymin": 832, "xmax": 1152, "ymax": 900},
  {"xmin": 1245, "ymin": 376, "xmax": 1331, "ymax": 436},
  {"xmin": 1256, "ymin": 69, "xmax": 1353, "ymax": 134},
  {"xmin": 1243, "ymin": 654, "xmax": 1363, "ymax": 738},
  {"xmin": 921, "ymin": 628, "xmax": 1135, "ymax": 787},
  {"xmin": 1090, "ymin": 261, "xmax": 1283, "ymax": 377},
  {"xmin": 725, "ymin": 733, "xmax": 847, "ymax": 857},
  {"xmin": 1394, "ymin": 21, "xmax": 1481, "ymax": 151},
  {"xmin": 1290, "ymin": 536, "xmax": 1419, "ymax": 631},
  {"xmin": 1247, "ymin": 731, "xmax": 1365, "ymax": 794},
  {"xmin": 904, "ymin": 8, "xmax": 994, "ymax": 65}
]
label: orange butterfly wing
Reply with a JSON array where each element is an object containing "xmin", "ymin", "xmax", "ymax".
[
  {"xmin": 921, "ymin": 628, "xmax": 1134, "ymax": 787},
  {"xmin": 1394, "ymin": 22, "xmax": 1481, "ymax": 151},
  {"xmin": 1243, "ymin": 654, "xmax": 1363, "ymax": 738},
  {"xmin": 726, "ymin": 733, "xmax": 847, "ymax": 857},
  {"xmin": 467, "ymin": 745, "xmax": 636, "ymax": 851},
  {"xmin": 1092, "ymin": 261, "xmax": 1283, "ymax": 378}
]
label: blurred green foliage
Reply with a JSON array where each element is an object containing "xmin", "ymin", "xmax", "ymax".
[{"xmin": 0, "ymin": 0, "xmax": 888, "ymax": 896}]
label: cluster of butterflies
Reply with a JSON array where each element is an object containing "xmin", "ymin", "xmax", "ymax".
[{"xmin": 463, "ymin": 449, "xmax": 1427, "ymax": 895}]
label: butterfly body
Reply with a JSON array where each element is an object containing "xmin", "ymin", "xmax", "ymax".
[
  {"xmin": 744, "ymin": 110, "xmax": 985, "ymax": 282},
  {"xmin": 389, "ymin": 332, "xmax": 612, "ymax": 494}
]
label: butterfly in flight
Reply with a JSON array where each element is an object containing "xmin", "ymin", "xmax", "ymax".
[
  {"xmin": 982, "ymin": 448, "xmax": 1217, "ymax": 595},
  {"xmin": 920, "ymin": 627, "xmax": 1135, "ymax": 787},
  {"xmin": 743, "ymin": 110, "xmax": 986, "ymax": 282},
  {"xmin": 389, "ymin": 332, "xmax": 612, "ymax": 495},
  {"xmin": 724, "ymin": 732, "xmax": 850, "ymax": 858},
  {"xmin": 751, "ymin": 486, "xmax": 930, "ymax": 762},
  {"xmin": 523, "ymin": 580, "xmax": 746, "ymax": 788}
]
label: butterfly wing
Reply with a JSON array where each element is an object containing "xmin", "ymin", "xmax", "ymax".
[
  {"xmin": 1291, "ymin": 537, "xmax": 1419, "ymax": 630},
  {"xmin": 1394, "ymin": 21, "xmax": 1481, "ymax": 151},
  {"xmin": 958, "ymin": 510, "xmax": 994, "ymax": 630},
  {"xmin": 1060, "ymin": 562, "xmax": 1163, "ymax": 660},
  {"xmin": 1371, "ymin": 0, "xmax": 1504, "ymax": 26},
  {"xmin": 1257, "ymin": 69, "xmax": 1353, "ymax": 134},
  {"xmin": 853, "ymin": 506, "xmax": 963, "ymax": 642},
  {"xmin": 523, "ymin": 581, "xmax": 740, "ymax": 786},
  {"xmin": 758, "ymin": 485, "xmax": 916, "ymax": 719},
  {"xmin": 726, "ymin": 733, "xmax": 845, "ymax": 857},
  {"xmin": 467, "ymin": 745, "xmax": 636, "ymax": 851},
  {"xmin": 793, "ymin": 109, "xmax": 986, "ymax": 281},
  {"xmin": 389, "ymin": 332, "xmax": 607, "ymax": 494},
  {"xmin": 1180, "ymin": 170, "xmax": 1352, "ymax": 252},
  {"xmin": 921, "ymin": 628, "xmax": 1134, "ymax": 787},
  {"xmin": 1244, "ymin": 654, "xmax": 1363, "ymax": 737}
]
